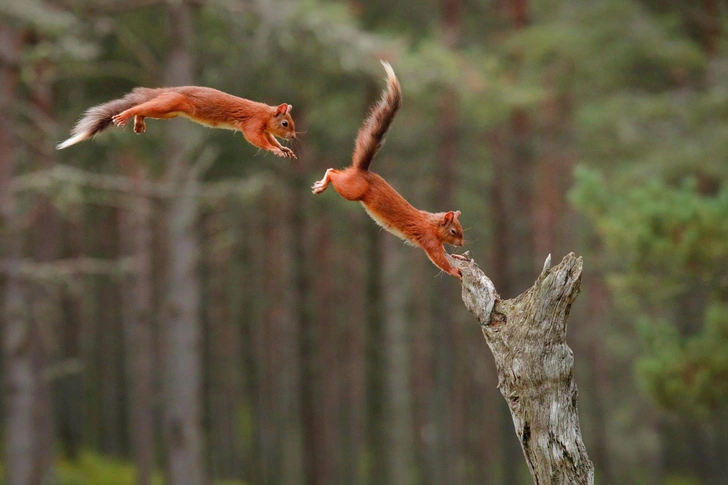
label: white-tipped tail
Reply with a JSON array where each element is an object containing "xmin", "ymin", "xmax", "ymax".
[
  {"xmin": 351, "ymin": 60, "xmax": 401, "ymax": 172},
  {"xmin": 56, "ymin": 88, "xmax": 159, "ymax": 150},
  {"xmin": 56, "ymin": 132, "xmax": 89, "ymax": 150},
  {"xmin": 380, "ymin": 60, "xmax": 396, "ymax": 83}
]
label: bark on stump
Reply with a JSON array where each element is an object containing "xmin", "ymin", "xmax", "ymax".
[{"xmin": 451, "ymin": 252, "xmax": 595, "ymax": 485}]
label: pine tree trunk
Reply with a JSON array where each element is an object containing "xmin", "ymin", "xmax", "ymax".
[
  {"xmin": 364, "ymin": 219, "xmax": 386, "ymax": 485},
  {"xmin": 26, "ymin": 44, "xmax": 59, "ymax": 480},
  {"xmin": 430, "ymin": 0, "xmax": 462, "ymax": 478},
  {"xmin": 96, "ymin": 209, "xmax": 124, "ymax": 456},
  {"xmin": 160, "ymin": 3, "xmax": 205, "ymax": 484},
  {"xmin": 203, "ymin": 206, "xmax": 244, "ymax": 481},
  {"xmin": 583, "ymin": 267, "xmax": 614, "ymax": 484},
  {"xmin": 451, "ymin": 253, "xmax": 595, "ymax": 485},
  {"xmin": 314, "ymin": 218, "xmax": 340, "ymax": 484},
  {"xmin": 382, "ymin": 235, "xmax": 415, "ymax": 485},
  {"xmin": 1, "ymin": 24, "xmax": 53, "ymax": 485},
  {"xmin": 290, "ymin": 163, "xmax": 319, "ymax": 485},
  {"xmin": 119, "ymin": 156, "xmax": 155, "ymax": 485},
  {"xmin": 266, "ymin": 182, "xmax": 304, "ymax": 485},
  {"xmin": 263, "ymin": 189, "xmax": 302, "ymax": 485}
]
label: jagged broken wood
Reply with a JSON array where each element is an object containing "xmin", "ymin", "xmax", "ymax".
[{"xmin": 450, "ymin": 252, "xmax": 595, "ymax": 485}]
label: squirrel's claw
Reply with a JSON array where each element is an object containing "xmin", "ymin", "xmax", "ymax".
[
  {"xmin": 112, "ymin": 114, "xmax": 127, "ymax": 128},
  {"xmin": 277, "ymin": 146, "xmax": 296, "ymax": 159}
]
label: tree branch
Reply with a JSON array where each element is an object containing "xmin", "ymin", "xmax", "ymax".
[
  {"xmin": 0, "ymin": 257, "xmax": 135, "ymax": 284},
  {"xmin": 450, "ymin": 252, "xmax": 595, "ymax": 485},
  {"xmin": 13, "ymin": 164, "xmax": 272, "ymax": 202}
]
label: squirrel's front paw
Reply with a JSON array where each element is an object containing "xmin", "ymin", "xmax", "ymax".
[
  {"xmin": 112, "ymin": 114, "xmax": 128, "ymax": 128},
  {"xmin": 274, "ymin": 147, "xmax": 296, "ymax": 159},
  {"xmin": 280, "ymin": 147, "xmax": 297, "ymax": 159}
]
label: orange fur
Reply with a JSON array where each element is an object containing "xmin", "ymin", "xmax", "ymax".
[
  {"xmin": 312, "ymin": 62, "xmax": 464, "ymax": 279},
  {"xmin": 58, "ymin": 86, "xmax": 297, "ymax": 158}
]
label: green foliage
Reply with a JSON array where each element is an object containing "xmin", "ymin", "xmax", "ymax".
[
  {"xmin": 55, "ymin": 452, "xmax": 164, "ymax": 485},
  {"xmin": 1, "ymin": 0, "xmax": 98, "ymax": 66},
  {"xmin": 0, "ymin": 0, "xmax": 76, "ymax": 35},
  {"xmin": 509, "ymin": 0, "xmax": 704, "ymax": 97},
  {"xmin": 664, "ymin": 475, "xmax": 701, "ymax": 485},
  {"xmin": 1, "ymin": 451, "xmax": 251, "ymax": 485},
  {"xmin": 566, "ymin": 0, "xmax": 728, "ymax": 426},
  {"xmin": 637, "ymin": 303, "xmax": 728, "ymax": 418},
  {"xmin": 571, "ymin": 166, "xmax": 728, "ymax": 417},
  {"xmin": 572, "ymin": 170, "xmax": 728, "ymax": 293}
]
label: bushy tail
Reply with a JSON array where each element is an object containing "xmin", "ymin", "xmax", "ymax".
[
  {"xmin": 352, "ymin": 61, "xmax": 402, "ymax": 171},
  {"xmin": 56, "ymin": 88, "xmax": 159, "ymax": 149}
]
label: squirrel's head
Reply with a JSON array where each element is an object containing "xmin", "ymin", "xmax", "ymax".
[
  {"xmin": 439, "ymin": 210, "xmax": 464, "ymax": 247},
  {"xmin": 268, "ymin": 103, "xmax": 296, "ymax": 140}
]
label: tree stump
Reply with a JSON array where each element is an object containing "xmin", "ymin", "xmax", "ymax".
[{"xmin": 451, "ymin": 252, "xmax": 595, "ymax": 485}]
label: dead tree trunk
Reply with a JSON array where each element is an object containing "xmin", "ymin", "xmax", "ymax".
[{"xmin": 450, "ymin": 252, "xmax": 594, "ymax": 485}]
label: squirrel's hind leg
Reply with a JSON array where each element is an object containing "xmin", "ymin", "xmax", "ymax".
[
  {"xmin": 112, "ymin": 93, "xmax": 188, "ymax": 128},
  {"xmin": 312, "ymin": 168, "xmax": 336, "ymax": 194},
  {"xmin": 313, "ymin": 168, "xmax": 369, "ymax": 200}
]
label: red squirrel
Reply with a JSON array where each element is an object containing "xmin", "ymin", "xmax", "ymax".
[
  {"xmin": 312, "ymin": 62, "xmax": 464, "ymax": 279},
  {"xmin": 57, "ymin": 86, "xmax": 297, "ymax": 158}
]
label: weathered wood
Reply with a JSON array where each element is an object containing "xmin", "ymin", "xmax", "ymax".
[{"xmin": 451, "ymin": 252, "xmax": 594, "ymax": 485}]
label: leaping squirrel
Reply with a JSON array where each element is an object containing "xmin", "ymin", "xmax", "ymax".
[
  {"xmin": 57, "ymin": 86, "xmax": 297, "ymax": 158},
  {"xmin": 312, "ymin": 62, "xmax": 465, "ymax": 279}
]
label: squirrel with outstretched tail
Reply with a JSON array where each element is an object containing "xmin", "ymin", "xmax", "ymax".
[
  {"xmin": 312, "ymin": 62, "xmax": 465, "ymax": 278},
  {"xmin": 57, "ymin": 86, "xmax": 297, "ymax": 158}
]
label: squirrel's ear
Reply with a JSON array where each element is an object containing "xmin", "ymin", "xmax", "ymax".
[
  {"xmin": 454, "ymin": 210, "xmax": 461, "ymax": 220},
  {"xmin": 287, "ymin": 104, "xmax": 293, "ymax": 113},
  {"xmin": 275, "ymin": 104, "xmax": 289, "ymax": 116},
  {"xmin": 443, "ymin": 211, "xmax": 455, "ymax": 225}
]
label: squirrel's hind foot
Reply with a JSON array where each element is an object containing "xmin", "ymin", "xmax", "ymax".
[
  {"xmin": 311, "ymin": 168, "xmax": 334, "ymax": 194},
  {"xmin": 112, "ymin": 113, "xmax": 128, "ymax": 128},
  {"xmin": 312, "ymin": 178, "xmax": 329, "ymax": 194}
]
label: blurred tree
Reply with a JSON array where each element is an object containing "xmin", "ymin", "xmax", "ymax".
[
  {"xmin": 382, "ymin": 232, "xmax": 415, "ymax": 485},
  {"xmin": 574, "ymin": 175, "xmax": 728, "ymax": 416},
  {"xmin": 428, "ymin": 0, "xmax": 461, "ymax": 483},
  {"xmin": 3, "ymin": 0, "xmax": 728, "ymax": 483},
  {"xmin": 119, "ymin": 153, "xmax": 155, "ymax": 485},
  {"xmin": 159, "ymin": 2, "xmax": 206, "ymax": 484},
  {"xmin": 567, "ymin": 1, "xmax": 728, "ymax": 480},
  {"xmin": 0, "ymin": 22, "xmax": 50, "ymax": 485}
]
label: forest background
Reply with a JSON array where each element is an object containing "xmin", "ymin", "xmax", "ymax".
[{"xmin": 1, "ymin": 0, "xmax": 727, "ymax": 484}]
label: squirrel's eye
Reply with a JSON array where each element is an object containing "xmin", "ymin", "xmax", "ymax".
[
  {"xmin": 450, "ymin": 229, "xmax": 456, "ymax": 235},
  {"xmin": 282, "ymin": 120, "xmax": 289, "ymax": 127}
]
